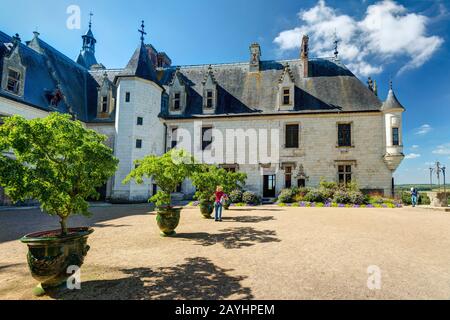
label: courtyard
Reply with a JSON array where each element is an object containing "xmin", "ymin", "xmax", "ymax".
[{"xmin": 0, "ymin": 204, "xmax": 449, "ymax": 300}]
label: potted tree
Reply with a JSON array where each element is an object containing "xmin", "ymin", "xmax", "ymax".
[
  {"xmin": 191, "ymin": 165, "xmax": 223, "ymax": 218},
  {"xmin": 0, "ymin": 113, "xmax": 118, "ymax": 295},
  {"xmin": 123, "ymin": 149, "xmax": 196, "ymax": 236},
  {"xmin": 221, "ymin": 170, "xmax": 247, "ymax": 210},
  {"xmin": 191, "ymin": 166, "xmax": 247, "ymax": 217}
]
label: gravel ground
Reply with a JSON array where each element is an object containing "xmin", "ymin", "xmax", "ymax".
[{"xmin": 0, "ymin": 204, "xmax": 449, "ymax": 300}]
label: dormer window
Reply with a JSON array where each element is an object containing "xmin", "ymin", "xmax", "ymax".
[
  {"xmin": 282, "ymin": 88, "xmax": 291, "ymax": 106},
  {"xmin": 173, "ymin": 92, "xmax": 181, "ymax": 110},
  {"xmin": 6, "ymin": 69, "xmax": 21, "ymax": 94},
  {"xmin": 2, "ymin": 44, "xmax": 26, "ymax": 97},
  {"xmin": 101, "ymin": 96, "xmax": 108, "ymax": 113},
  {"xmin": 278, "ymin": 64, "xmax": 295, "ymax": 111},
  {"xmin": 202, "ymin": 66, "xmax": 217, "ymax": 114},
  {"xmin": 169, "ymin": 68, "xmax": 187, "ymax": 114},
  {"xmin": 206, "ymin": 90, "xmax": 214, "ymax": 108}
]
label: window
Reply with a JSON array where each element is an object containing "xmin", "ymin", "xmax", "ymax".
[
  {"xmin": 173, "ymin": 92, "xmax": 181, "ymax": 110},
  {"xmin": 338, "ymin": 165, "xmax": 352, "ymax": 185},
  {"xmin": 176, "ymin": 184, "xmax": 182, "ymax": 193},
  {"xmin": 6, "ymin": 69, "xmax": 21, "ymax": 95},
  {"xmin": 285, "ymin": 166, "xmax": 292, "ymax": 188},
  {"xmin": 136, "ymin": 139, "xmax": 142, "ymax": 149},
  {"xmin": 206, "ymin": 90, "xmax": 214, "ymax": 108},
  {"xmin": 171, "ymin": 128, "xmax": 178, "ymax": 149},
  {"xmin": 338, "ymin": 123, "xmax": 352, "ymax": 147},
  {"xmin": 297, "ymin": 179, "xmax": 306, "ymax": 188},
  {"xmin": 202, "ymin": 126, "xmax": 213, "ymax": 150},
  {"xmin": 137, "ymin": 117, "xmax": 143, "ymax": 126},
  {"xmin": 282, "ymin": 88, "xmax": 291, "ymax": 106},
  {"xmin": 101, "ymin": 96, "xmax": 108, "ymax": 113},
  {"xmin": 392, "ymin": 128, "xmax": 399, "ymax": 146},
  {"xmin": 125, "ymin": 92, "xmax": 131, "ymax": 102},
  {"xmin": 285, "ymin": 124, "xmax": 299, "ymax": 148}
]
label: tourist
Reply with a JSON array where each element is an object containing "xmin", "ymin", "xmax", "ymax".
[
  {"xmin": 214, "ymin": 186, "xmax": 226, "ymax": 222},
  {"xmin": 411, "ymin": 187, "xmax": 418, "ymax": 207}
]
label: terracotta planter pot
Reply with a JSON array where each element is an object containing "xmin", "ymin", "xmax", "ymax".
[
  {"xmin": 156, "ymin": 207, "xmax": 181, "ymax": 236},
  {"xmin": 199, "ymin": 201, "xmax": 214, "ymax": 219},
  {"xmin": 20, "ymin": 227, "xmax": 94, "ymax": 295}
]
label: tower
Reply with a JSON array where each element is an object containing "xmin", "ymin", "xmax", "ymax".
[
  {"xmin": 76, "ymin": 12, "xmax": 98, "ymax": 69},
  {"xmin": 382, "ymin": 81, "xmax": 405, "ymax": 172},
  {"xmin": 111, "ymin": 21, "xmax": 165, "ymax": 202}
]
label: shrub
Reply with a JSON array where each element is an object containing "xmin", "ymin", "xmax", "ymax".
[
  {"xmin": 229, "ymin": 190, "xmax": 243, "ymax": 203},
  {"xmin": 277, "ymin": 203, "xmax": 287, "ymax": 207},
  {"xmin": 333, "ymin": 189, "xmax": 351, "ymax": 204},
  {"xmin": 419, "ymin": 193, "xmax": 431, "ymax": 205},
  {"xmin": 242, "ymin": 191, "xmax": 261, "ymax": 205},
  {"xmin": 293, "ymin": 187, "xmax": 310, "ymax": 202},
  {"xmin": 278, "ymin": 188, "xmax": 295, "ymax": 203},
  {"xmin": 304, "ymin": 189, "xmax": 326, "ymax": 203},
  {"xmin": 348, "ymin": 191, "xmax": 367, "ymax": 205}
]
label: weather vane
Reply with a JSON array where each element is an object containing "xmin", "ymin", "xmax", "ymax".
[{"xmin": 89, "ymin": 12, "xmax": 93, "ymax": 29}]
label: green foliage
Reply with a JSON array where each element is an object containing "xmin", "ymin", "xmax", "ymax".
[
  {"xmin": 191, "ymin": 165, "xmax": 247, "ymax": 202},
  {"xmin": 348, "ymin": 191, "xmax": 367, "ymax": 205},
  {"xmin": 400, "ymin": 191, "xmax": 431, "ymax": 205},
  {"xmin": 332, "ymin": 189, "xmax": 351, "ymax": 204},
  {"xmin": 229, "ymin": 190, "xmax": 243, "ymax": 203},
  {"xmin": 304, "ymin": 189, "xmax": 326, "ymax": 203},
  {"xmin": 278, "ymin": 188, "xmax": 296, "ymax": 203},
  {"xmin": 242, "ymin": 191, "xmax": 261, "ymax": 205},
  {"xmin": 123, "ymin": 149, "xmax": 197, "ymax": 208},
  {"xmin": 0, "ymin": 113, "xmax": 118, "ymax": 235}
]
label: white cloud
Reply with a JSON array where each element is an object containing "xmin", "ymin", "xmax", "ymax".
[
  {"xmin": 432, "ymin": 143, "xmax": 450, "ymax": 155},
  {"xmin": 405, "ymin": 153, "xmax": 421, "ymax": 159},
  {"xmin": 273, "ymin": 0, "xmax": 443, "ymax": 77},
  {"xmin": 415, "ymin": 124, "xmax": 432, "ymax": 135},
  {"xmin": 411, "ymin": 145, "xmax": 419, "ymax": 149}
]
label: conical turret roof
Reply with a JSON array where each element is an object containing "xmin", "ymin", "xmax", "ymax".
[{"xmin": 382, "ymin": 82, "xmax": 405, "ymax": 111}]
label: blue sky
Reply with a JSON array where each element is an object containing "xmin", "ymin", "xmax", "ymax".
[{"xmin": 0, "ymin": 0, "xmax": 449, "ymax": 184}]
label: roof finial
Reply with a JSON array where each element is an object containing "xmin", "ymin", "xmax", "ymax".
[
  {"xmin": 89, "ymin": 12, "xmax": 93, "ymax": 29},
  {"xmin": 389, "ymin": 79, "xmax": 393, "ymax": 90},
  {"xmin": 138, "ymin": 20, "xmax": 147, "ymax": 43},
  {"xmin": 333, "ymin": 30, "xmax": 339, "ymax": 59}
]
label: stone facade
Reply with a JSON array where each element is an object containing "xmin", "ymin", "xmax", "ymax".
[{"xmin": 0, "ymin": 23, "xmax": 405, "ymax": 205}]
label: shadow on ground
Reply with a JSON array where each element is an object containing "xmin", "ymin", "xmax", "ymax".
[
  {"xmin": 47, "ymin": 257, "xmax": 253, "ymax": 300},
  {"xmin": 221, "ymin": 216, "xmax": 275, "ymax": 223},
  {"xmin": 176, "ymin": 227, "xmax": 281, "ymax": 249},
  {"xmin": 0, "ymin": 204, "xmax": 154, "ymax": 244}
]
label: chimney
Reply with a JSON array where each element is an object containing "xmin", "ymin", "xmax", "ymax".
[
  {"xmin": 300, "ymin": 35, "xmax": 309, "ymax": 77},
  {"xmin": 249, "ymin": 43, "xmax": 261, "ymax": 72}
]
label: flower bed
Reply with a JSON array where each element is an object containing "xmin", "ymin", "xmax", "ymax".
[{"xmin": 277, "ymin": 201, "xmax": 402, "ymax": 208}]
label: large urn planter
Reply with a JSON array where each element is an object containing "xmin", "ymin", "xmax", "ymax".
[
  {"xmin": 156, "ymin": 207, "xmax": 181, "ymax": 236},
  {"xmin": 199, "ymin": 201, "xmax": 214, "ymax": 219},
  {"xmin": 20, "ymin": 227, "xmax": 94, "ymax": 296},
  {"xmin": 426, "ymin": 192, "xmax": 449, "ymax": 208}
]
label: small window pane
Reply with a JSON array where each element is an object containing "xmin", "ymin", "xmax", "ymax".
[
  {"xmin": 136, "ymin": 139, "xmax": 142, "ymax": 149},
  {"xmin": 392, "ymin": 128, "xmax": 399, "ymax": 146},
  {"xmin": 137, "ymin": 117, "xmax": 143, "ymax": 125},
  {"xmin": 338, "ymin": 124, "xmax": 351, "ymax": 147},
  {"xmin": 285, "ymin": 124, "xmax": 299, "ymax": 148},
  {"xmin": 125, "ymin": 92, "xmax": 131, "ymax": 102}
]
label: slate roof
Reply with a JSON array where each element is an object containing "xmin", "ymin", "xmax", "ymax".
[
  {"xmin": 382, "ymin": 87, "xmax": 405, "ymax": 111},
  {"xmin": 0, "ymin": 30, "xmax": 106, "ymax": 123},
  {"xmin": 158, "ymin": 58, "xmax": 383, "ymax": 119},
  {"xmin": 119, "ymin": 42, "xmax": 158, "ymax": 83},
  {"xmin": 0, "ymin": 28, "xmax": 390, "ymax": 124}
]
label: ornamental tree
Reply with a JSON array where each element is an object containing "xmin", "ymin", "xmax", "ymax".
[
  {"xmin": 123, "ymin": 149, "xmax": 197, "ymax": 208},
  {"xmin": 191, "ymin": 165, "xmax": 247, "ymax": 203},
  {"xmin": 0, "ymin": 113, "xmax": 118, "ymax": 236}
]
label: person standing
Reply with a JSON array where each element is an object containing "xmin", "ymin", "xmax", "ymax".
[
  {"xmin": 214, "ymin": 186, "xmax": 225, "ymax": 222},
  {"xmin": 411, "ymin": 187, "xmax": 418, "ymax": 207}
]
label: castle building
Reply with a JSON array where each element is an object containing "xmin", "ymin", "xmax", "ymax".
[{"xmin": 0, "ymin": 22, "xmax": 405, "ymax": 204}]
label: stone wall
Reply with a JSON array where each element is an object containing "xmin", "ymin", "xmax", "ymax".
[{"xmin": 165, "ymin": 111, "xmax": 394, "ymax": 196}]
